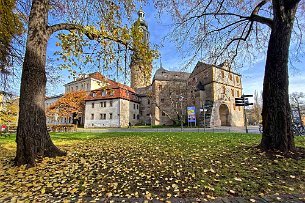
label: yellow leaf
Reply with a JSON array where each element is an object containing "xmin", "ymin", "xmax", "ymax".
[{"xmin": 234, "ymin": 177, "xmax": 242, "ymax": 181}]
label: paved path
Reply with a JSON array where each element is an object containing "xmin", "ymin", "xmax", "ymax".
[
  {"xmin": 77, "ymin": 126, "xmax": 261, "ymax": 134},
  {"xmin": 85, "ymin": 194, "xmax": 305, "ymax": 202}
]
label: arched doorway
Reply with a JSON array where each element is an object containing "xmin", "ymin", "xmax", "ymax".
[{"xmin": 219, "ymin": 104, "xmax": 230, "ymax": 126}]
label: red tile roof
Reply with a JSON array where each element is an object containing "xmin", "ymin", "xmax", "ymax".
[
  {"xmin": 85, "ymin": 79, "xmax": 139, "ymax": 103},
  {"xmin": 88, "ymin": 72, "xmax": 105, "ymax": 81}
]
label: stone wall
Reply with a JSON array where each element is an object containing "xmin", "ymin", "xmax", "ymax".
[
  {"xmin": 84, "ymin": 99, "xmax": 120, "ymax": 128},
  {"xmin": 151, "ymin": 80, "xmax": 188, "ymax": 126}
]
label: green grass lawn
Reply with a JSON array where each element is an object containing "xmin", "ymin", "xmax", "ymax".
[{"xmin": 0, "ymin": 132, "xmax": 305, "ymax": 201}]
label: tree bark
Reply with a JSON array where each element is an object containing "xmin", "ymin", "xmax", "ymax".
[
  {"xmin": 15, "ymin": 0, "xmax": 66, "ymax": 167},
  {"xmin": 260, "ymin": 1, "xmax": 299, "ymax": 152}
]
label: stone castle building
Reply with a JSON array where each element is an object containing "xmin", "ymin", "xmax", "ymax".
[
  {"xmin": 45, "ymin": 9, "xmax": 244, "ymax": 128},
  {"xmin": 139, "ymin": 61, "xmax": 244, "ymax": 127},
  {"xmin": 128, "ymin": 9, "xmax": 244, "ymax": 127}
]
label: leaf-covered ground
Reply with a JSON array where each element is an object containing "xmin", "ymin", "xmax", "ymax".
[{"xmin": 0, "ymin": 132, "xmax": 305, "ymax": 202}]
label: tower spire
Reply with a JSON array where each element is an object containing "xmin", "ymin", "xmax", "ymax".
[
  {"xmin": 160, "ymin": 55, "xmax": 163, "ymax": 69},
  {"xmin": 130, "ymin": 8, "xmax": 152, "ymax": 89}
]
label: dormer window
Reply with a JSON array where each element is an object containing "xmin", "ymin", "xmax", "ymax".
[
  {"xmin": 92, "ymin": 92, "xmax": 96, "ymax": 97},
  {"xmin": 101, "ymin": 90, "xmax": 106, "ymax": 96},
  {"xmin": 109, "ymin": 90, "xmax": 114, "ymax": 96}
]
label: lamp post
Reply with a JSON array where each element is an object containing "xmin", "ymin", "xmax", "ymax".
[{"xmin": 179, "ymin": 95, "xmax": 184, "ymax": 132}]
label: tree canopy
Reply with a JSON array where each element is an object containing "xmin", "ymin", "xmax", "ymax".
[
  {"xmin": 0, "ymin": 0, "xmax": 24, "ymax": 90},
  {"xmin": 46, "ymin": 91, "xmax": 86, "ymax": 118},
  {"xmin": 0, "ymin": 97, "xmax": 19, "ymax": 125},
  {"xmin": 154, "ymin": 0, "xmax": 305, "ymax": 68}
]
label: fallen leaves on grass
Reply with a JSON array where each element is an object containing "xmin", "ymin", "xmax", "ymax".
[{"xmin": 0, "ymin": 133, "xmax": 304, "ymax": 201}]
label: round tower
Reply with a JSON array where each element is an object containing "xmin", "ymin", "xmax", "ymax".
[{"xmin": 130, "ymin": 8, "xmax": 152, "ymax": 89}]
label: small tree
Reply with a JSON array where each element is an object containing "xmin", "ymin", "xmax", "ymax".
[
  {"xmin": 0, "ymin": 98, "xmax": 19, "ymax": 125},
  {"xmin": 46, "ymin": 91, "xmax": 87, "ymax": 123},
  {"xmin": 290, "ymin": 92, "xmax": 304, "ymax": 109},
  {"xmin": 252, "ymin": 90, "xmax": 262, "ymax": 124},
  {"xmin": 290, "ymin": 92, "xmax": 305, "ymax": 124}
]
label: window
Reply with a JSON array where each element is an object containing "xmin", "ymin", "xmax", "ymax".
[
  {"xmin": 236, "ymin": 90, "xmax": 240, "ymax": 97},
  {"xmin": 158, "ymin": 85, "xmax": 162, "ymax": 91},
  {"xmin": 229, "ymin": 74, "xmax": 233, "ymax": 80},
  {"xmin": 92, "ymin": 103, "xmax": 94, "ymax": 108},
  {"xmin": 134, "ymin": 103, "xmax": 136, "ymax": 109},
  {"xmin": 146, "ymin": 114, "xmax": 150, "ymax": 116},
  {"xmin": 109, "ymin": 113, "xmax": 113, "ymax": 120},
  {"xmin": 133, "ymin": 114, "xmax": 136, "ymax": 119},
  {"xmin": 160, "ymin": 98, "xmax": 165, "ymax": 103},
  {"xmin": 221, "ymin": 71, "xmax": 225, "ymax": 78},
  {"xmin": 81, "ymin": 84, "xmax": 83, "ymax": 89},
  {"xmin": 162, "ymin": 112, "xmax": 166, "ymax": 116},
  {"xmin": 91, "ymin": 114, "xmax": 94, "ymax": 120},
  {"xmin": 76, "ymin": 86, "xmax": 78, "ymax": 90},
  {"xmin": 109, "ymin": 90, "xmax": 114, "ymax": 96},
  {"xmin": 137, "ymin": 104, "xmax": 139, "ymax": 109},
  {"xmin": 236, "ymin": 76, "xmax": 240, "ymax": 83},
  {"xmin": 71, "ymin": 87, "xmax": 74, "ymax": 91},
  {"xmin": 137, "ymin": 114, "xmax": 139, "ymax": 120},
  {"xmin": 147, "ymin": 99, "xmax": 150, "ymax": 105},
  {"xmin": 109, "ymin": 101, "xmax": 113, "ymax": 107},
  {"xmin": 231, "ymin": 89, "xmax": 234, "ymax": 97},
  {"xmin": 92, "ymin": 92, "xmax": 96, "ymax": 97},
  {"xmin": 100, "ymin": 102, "xmax": 106, "ymax": 107},
  {"xmin": 100, "ymin": 113, "xmax": 106, "ymax": 120},
  {"xmin": 101, "ymin": 90, "xmax": 106, "ymax": 96},
  {"xmin": 233, "ymin": 104, "xmax": 236, "ymax": 111},
  {"xmin": 87, "ymin": 83, "xmax": 90, "ymax": 90},
  {"xmin": 222, "ymin": 86, "xmax": 226, "ymax": 94}
]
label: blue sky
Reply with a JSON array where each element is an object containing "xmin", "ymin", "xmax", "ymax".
[{"xmin": 45, "ymin": 2, "xmax": 305, "ymax": 97}]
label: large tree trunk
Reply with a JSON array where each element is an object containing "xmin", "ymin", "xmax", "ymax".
[
  {"xmin": 260, "ymin": 1, "xmax": 299, "ymax": 152},
  {"xmin": 15, "ymin": 0, "xmax": 66, "ymax": 167}
]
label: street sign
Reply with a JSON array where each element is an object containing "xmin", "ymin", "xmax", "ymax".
[
  {"xmin": 241, "ymin": 95, "xmax": 253, "ymax": 98},
  {"xmin": 235, "ymin": 98, "xmax": 244, "ymax": 106},
  {"xmin": 235, "ymin": 97, "xmax": 252, "ymax": 106}
]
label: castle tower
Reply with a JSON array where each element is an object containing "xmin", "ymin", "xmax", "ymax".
[{"xmin": 130, "ymin": 8, "xmax": 152, "ymax": 89}]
